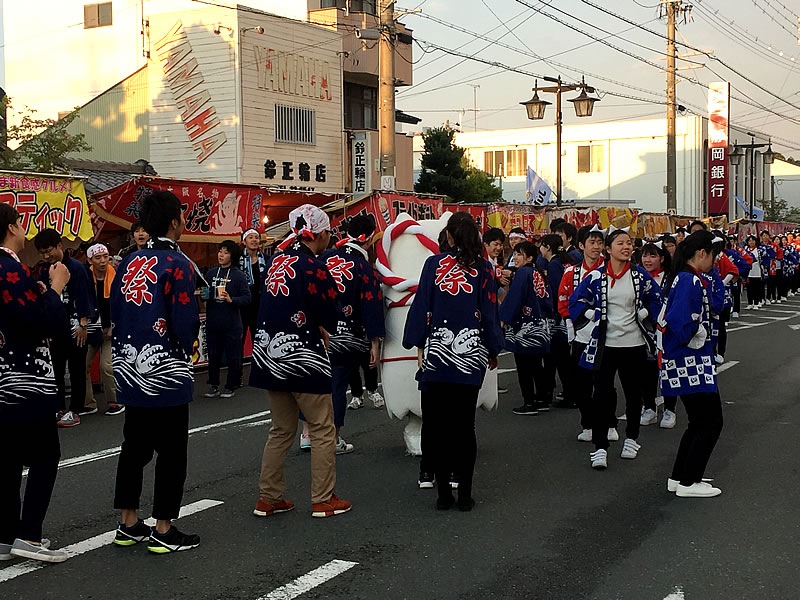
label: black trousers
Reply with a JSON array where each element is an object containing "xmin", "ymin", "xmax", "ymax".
[
  {"xmin": 767, "ymin": 274, "xmax": 778, "ymax": 301},
  {"xmin": 570, "ymin": 342, "xmax": 593, "ymax": 429},
  {"xmin": 207, "ymin": 327, "xmax": 243, "ymax": 390},
  {"xmin": 421, "ymin": 382, "xmax": 479, "ymax": 502},
  {"xmin": 671, "ymin": 392, "xmax": 723, "ymax": 486},
  {"xmin": 543, "ymin": 340, "xmax": 570, "ymax": 402},
  {"xmin": 513, "ymin": 353, "xmax": 548, "ymax": 405},
  {"xmin": 746, "ymin": 277, "xmax": 764, "ymax": 305},
  {"xmin": 778, "ymin": 272, "xmax": 790, "ymax": 299},
  {"xmin": 50, "ymin": 338, "xmax": 88, "ymax": 413},
  {"xmin": 349, "ymin": 351, "xmax": 378, "ymax": 397},
  {"xmin": 114, "ymin": 404, "xmax": 189, "ymax": 521},
  {"xmin": 642, "ymin": 359, "xmax": 661, "ymax": 411},
  {"xmin": 0, "ymin": 417, "xmax": 60, "ymax": 544},
  {"xmin": 731, "ymin": 285, "xmax": 741, "ymax": 314},
  {"xmin": 591, "ymin": 345, "xmax": 646, "ymax": 450}
]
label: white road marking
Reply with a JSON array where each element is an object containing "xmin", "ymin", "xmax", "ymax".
[
  {"xmin": 497, "ymin": 368, "xmax": 516, "ymax": 375},
  {"xmin": 664, "ymin": 587, "xmax": 685, "ymax": 600},
  {"xmin": 789, "ymin": 324, "xmax": 800, "ymax": 331},
  {"xmin": 25, "ymin": 411, "xmax": 270, "ymax": 477},
  {"xmin": 727, "ymin": 310, "xmax": 800, "ymax": 333},
  {"xmin": 0, "ymin": 499, "xmax": 223, "ymax": 584},
  {"xmin": 716, "ymin": 360, "xmax": 739, "ymax": 374},
  {"xmin": 257, "ymin": 559, "xmax": 358, "ymax": 600}
]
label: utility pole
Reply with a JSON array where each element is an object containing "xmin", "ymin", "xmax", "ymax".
[
  {"xmin": 468, "ymin": 84, "xmax": 480, "ymax": 131},
  {"xmin": 378, "ymin": 0, "xmax": 396, "ymax": 190},
  {"xmin": 665, "ymin": 0, "xmax": 677, "ymax": 213}
]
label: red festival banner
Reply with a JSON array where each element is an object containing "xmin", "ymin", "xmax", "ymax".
[
  {"xmin": 329, "ymin": 193, "xmax": 447, "ymax": 239},
  {"xmin": 707, "ymin": 82, "xmax": 730, "ymax": 216}
]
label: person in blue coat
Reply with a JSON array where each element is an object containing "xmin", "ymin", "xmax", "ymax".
[
  {"xmin": 657, "ymin": 230, "xmax": 723, "ymax": 498},
  {"xmin": 0, "ymin": 203, "xmax": 70, "ymax": 563},
  {"xmin": 500, "ymin": 241, "xmax": 552, "ymax": 416},
  {"xmin": 111, "ymin": 190, "xmax": 202, "ymax": 554},
  {"xmin": 204, "ymin": 240, "xmax": 251, "ymax": 399},
  {"xmin": 403, "ymin": 212, "xmax": 502, "ymax": 512},
  {"xmin": 569, "ymin": 227, "xmax": 663, "ymax": 469},
  {"xmin": 319, "ymin": 214, "xmax": 385, "ymax": 453}
]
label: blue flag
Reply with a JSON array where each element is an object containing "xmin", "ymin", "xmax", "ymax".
[
  {"xmin": 735, "ymin": 195, "xmax": 764, "ymax": 221},
  {"xmin": 526, "ymin": 166, "xmax": 553, "ymax": 206}
]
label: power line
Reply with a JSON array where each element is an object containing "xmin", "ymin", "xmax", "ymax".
[{"xmin": 751, "ymin": 0, "xmax": 798, "ymax": 35}]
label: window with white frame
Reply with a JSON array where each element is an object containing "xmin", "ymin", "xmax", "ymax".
[
  {"xmin": 274, "ymin": 104, "xmax": 316, "ymax": 145},
  {"xmin": 483, "ymin": 149, "xmax": 527, "ymax": 177},
  {"xmin": 577, "ymin": 144, "xmax": 604, "ymax": 173}
]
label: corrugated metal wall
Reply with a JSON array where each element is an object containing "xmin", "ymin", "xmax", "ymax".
[{"xmin": 66, "ymin": 67, "xmax": 150, "ymax": 163}]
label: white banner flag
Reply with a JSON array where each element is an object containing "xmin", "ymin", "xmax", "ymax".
[{"xmin": 526, "ymin": 166, "xmax": 553, "ymax": 206}]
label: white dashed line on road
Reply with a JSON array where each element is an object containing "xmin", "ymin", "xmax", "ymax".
[
  {"xmin": 664, "ymin": 587, "xmax": 685, "ymax": 599},
  {"xmin": 256, "ymin": 559, "xmax": 358, "ymax": 600},
  {"xmin": 716, "ymin": 360, "xmax": 739, "ymax": 374},
  {"xmin": 0, "ymin": 499, "xmax": 224, "ymax": 584}
]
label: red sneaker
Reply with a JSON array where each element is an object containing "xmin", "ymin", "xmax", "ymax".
[
  {"xmin": 311, "ymin": 493, "xmax": 352, "ymax": 518},
  {"xmin": 253, "ymin": 498, "xmax": 295, "ymax": 517}
]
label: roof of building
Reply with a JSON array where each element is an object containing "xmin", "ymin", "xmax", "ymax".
[{"xmin": 64, "ymin": 158, "xmax": 157, "ymax": 195}]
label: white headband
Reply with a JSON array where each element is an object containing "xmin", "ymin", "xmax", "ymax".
[
  {"xmin": 509, "ymin": 232, "xmax": 527, "ymax": 240},
  {"xmin": 590, "ymin": 224, "xmax": 607, "ymax": 235},
  {"xmin": 87, "ymin": 243, "xmax": 108, "ymax": 259},
  {"xmin": 653, "ymin": 241, "xmax": 664, "ymax": 249},
  {"xmin": 712, "ymin": 236, "xmax": 724, "ymax": 244},
  {"xmin": 607, "ymin": 225, "xmax": 631, "ymax": 235},
  {"xmin": 242, "ymin": 228, "xmax": 259, "ymax": 241}
]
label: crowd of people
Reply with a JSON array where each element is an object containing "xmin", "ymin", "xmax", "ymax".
[{"xmin": 2, "ymin": 191, "xmax": 798, "ymax": 563}]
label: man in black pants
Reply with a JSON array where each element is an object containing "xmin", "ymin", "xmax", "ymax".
[
  {"xmin": 34, "ymin": 228, "xmax": 94, "ymax": 428},
  {"xmin": 110, "ymin": 191, "xmax": 201, "ymax": 554},
  {"xmin": 0, "ymin": 204, "xmax": 69, "ymax": 563}
]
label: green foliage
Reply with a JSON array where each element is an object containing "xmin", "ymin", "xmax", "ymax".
[
  {"xmin": 0, "ymin": 98, "xmax": 91, "ymax": 174},
  {"xmin": 415, "ymin": 126, "xmax": 502, "ymax": 203}
]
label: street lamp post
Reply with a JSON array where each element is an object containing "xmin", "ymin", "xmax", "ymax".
[
  {"xmin": 520, "ymin": 76, "xmax": 599, "ymax": 206},
  {"xmin": 729, "ymin": 136, "xmax": 766, "ymax": 220}
]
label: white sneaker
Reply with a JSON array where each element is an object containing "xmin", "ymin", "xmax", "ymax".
[
  {"xmin": 299, "ymin": 433, "xmax": 311, "ymax": 451},
  {"xmin": 336, "ymin": 436, "xmax": 354, "ymax": 455},
  {"xmin": 744, "ymin": 305, "xmax": 754, "ymax": 310},
  {"xmin": 781, "ymin": 297, "xmax": 788, "ymax": 302},
  {"xmin": 731, "ymin": 311, "xmax": 739, "ymax": 318},
  {"xmin": 577, "ymin": 429, "xmax": 593, "ymax": 442},
  {"xmin": 660, "ymin": 410, "xmax": 677, "ymax": 429},
  {"xmin": 347, "ymin": 396, "xmax": 363, "ymax": 410},
  {"xmin": 9, "ymin": 539, "xmax": 67, "ymax": 563},
  {"xmin": 753, "ymin": 304, "xmax": 760, "ymax": 310},
  {"xmin": 640, "ymin": 408, "xmax": 658, "ymax": 426},
  {"xmin": 676, "ymin": 481, "xmax": 722, "ymax": 498},
  {"xmin": 368, "ymin": 391, "xmax": 385, "ymax": 409},
  {"xmin": 620, "ymin": 438, "xmax": 641, "ymax": 459},
  {"xmin": 667, "ymin": 477, "xmax": 714, "ymax": 492},
  {"xmin": 715, "ymin": 354, "xmax": 724, "ymax": 365},
  {"xmin": 590, "ymin": 449, "xmax": 607, "ymax": 469},
  {"xmin": 765, "ymin": 299, "xmax": 772, "ymax": 305},
  {"xmin": 607, "ymin": 428, "xmax": 619, "ymax": 441}
]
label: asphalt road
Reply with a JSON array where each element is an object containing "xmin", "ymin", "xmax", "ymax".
[{"xmin": 3, "ymin": 298, "xmax": 800, "ymax": 600}]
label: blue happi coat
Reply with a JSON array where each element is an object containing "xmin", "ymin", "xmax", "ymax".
[
  {"xmin": 545, "ymin": 257, "xmax": 568, "ymax": 343},
  {"xmin": 0, "ymin": 249, "xmax": 65, "ymax": 424},
  {"xmin": 498, "ymin": 264, "xmax": 552, "ymax": 355},
  {"xmin": 403, "ymin": 252, "xmax": 503, "ymax": 388},
  {"xmin": 322, "ymin": 242, "xmax": 385, "ymax": 365},
  {"xmin": 782, "ymin": 246, "xmax": 798, "ymax": 278},
  {"xmin": 657, "ymin": 269, "xmax": 717, "ymax": 396},
  {"xmin": 249, "ymin": 242, "xmax": 339, "ymax": 394},
  {"xmin": 35, "ymin": 254, "xmax": 95, "ymax": 344},
  {"xmin": 111, "ymin": 238, "xmax": 200, "ymax": 407},
  {"xmin": 568, "ymin": 264, "xmax": 663, "ymax": 370}
]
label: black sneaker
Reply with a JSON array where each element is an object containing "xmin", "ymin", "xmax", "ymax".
[
  {"xmin": 457, "ymin": 497, "xmax": 476, "ymax": 512},
  {"xmin": 113, "ymin": 520, "xmax": 151, "ymax": 547},
  {"xmin": 147, "ymin": 526, "xmax": 200, "ymax": 554},
  {"xmin": 435, "ymin": 495, "xmax": 455, "ymax": 511},
  {"xmin": 105, "ymin": 404, "xmax": 126, "ymax": 416},
  {"xmin": 418, "ymin": 472, "xmax": 434, "ymax": 489},
  {"xmin": 535, "ymin": 400, "xmax": 551, "ymax": 413},
  {"xmin": 512, "ymin": 403, "xmax": 539, "ymax": 416}
]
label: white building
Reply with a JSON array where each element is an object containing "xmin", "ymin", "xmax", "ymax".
[{"xmin": 414, "ymin": 116, "xmax": 777, "ymax": 219}]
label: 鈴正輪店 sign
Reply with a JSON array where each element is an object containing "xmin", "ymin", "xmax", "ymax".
[{"xmin": 0, "ymin": 172, "xmax": 92, "ymax": 240}]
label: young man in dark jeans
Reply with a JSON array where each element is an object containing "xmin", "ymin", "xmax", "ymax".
[
  {"xmin": 0, "ymin": 204, "xmax": 70, "ymax": 563},
  {"xmin": 110, "ymin": 190, "xmax": 201, "ymax": 553},
  {"xmin": 34, "ymin": 228, "xmax": 95, "ymax": 428}
]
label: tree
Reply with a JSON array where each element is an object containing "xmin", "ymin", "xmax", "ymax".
[
  {"xmin": 415, "ymin": 126, "xmax": 502, "ymax": 203},
  {"xmin": 0, "ymin": 98, "xmax": 91, "ymax": 173}
]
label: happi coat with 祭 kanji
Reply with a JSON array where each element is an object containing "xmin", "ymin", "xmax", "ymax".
[
  {"xmin": 0, "ymin": 248, "xmax": 66, "ymax": 424},
  {"xmin": 403, "ymin": 252, "xmax": 503, "ymax": 388},
  {"xmin": 321, "ymin": 242, "xmax": 385, "ymax": 365},
  {"xmin": 498, "ymin": 264, "xmax": 552, "ymax": 355},
  {"xmin": 249, "ymin": 242, "xmax": 339, "ymax": 394},
  {"xmin": 568, "ymin": 264, "xmax": 663, "ymax": 370},
  {"xmin": 110, "ymin": 238, "xmax": 200, "ymax": 407},
  {"xmin": 656, "ymin": 269, "xmax": 717, "ymax": 396}
]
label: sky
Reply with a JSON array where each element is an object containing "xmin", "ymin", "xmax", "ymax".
[
  {"xmin": 395, "ymin": 0, "xmax": 800, "ymax": 158},
  {"xmin": 0, "ymin": 0, "xmax": 5, "ymax": 89}
]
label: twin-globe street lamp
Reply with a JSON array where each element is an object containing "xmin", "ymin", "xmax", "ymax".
[
  {"xmin": 728, "ymin": 136, "xmax": 774, "ymax": 219},
  {"xmin": 520, "ymin": 76, "xmax": 600, "ymax": 206}
]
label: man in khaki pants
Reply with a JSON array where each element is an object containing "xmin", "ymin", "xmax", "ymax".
[
  {"xmin": 249, "ymin": 205, "xmax": 352, "ymax": 518},
  {"xmin": 83, "ymin": 244, "xmax": 124, "ymax": 416}
]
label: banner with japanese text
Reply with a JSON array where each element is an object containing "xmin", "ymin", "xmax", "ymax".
[
  {"xmin": 487, "ymin": 204, "xmax": 548, "ymax": 235},
  {"xmin": 0, "ymin": 172, "xmax": 92, "ymax": 241},
  {"xmin": 329, "ymin": 193, "xmax": 446, "ymax": 240},
  {"xmin": 707, "ymin": 82, "xmax": 730, "ymax": 216},
  {"xmin": 635, "ymin": 213, "xmax": 672, "ymax": 239}
]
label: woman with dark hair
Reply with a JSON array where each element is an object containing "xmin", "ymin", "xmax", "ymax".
[
  {"xmin": 759, "ymin": 230, "xmax": 777, "ymax": 304},
  {"xmin": 743, "ymin": 235, "xmax": 765, "ymax": 309},
  {"xmin": 500, "ymin": 242, "xmax": 552, "ymax": 416},
  {"xmin": 204, "ymin": 240, "xmax": 251, "ymax": 399},
  {"xmin": 780, "ymin": 235, "xmax": 799, "ymax": 299},
  {"xmin": 403, "ymin": 212, "xmax": 502, "ymax": 511},
  {"xmin": 539, "ymin": 234, "xmax": 572, "ymax": 409},
  {"xmin": 658, "ymin": 230, "xmax": 723, "ymax": 498},
  {"xmin": 639, "ymin": 241, "xmax": 671, "ymax": 427},
  {"xmin": 659, "ymin": 234, "xmax": 677, "ymax": 258},
  {"xmin": 569, "ymin": 227, "xmax": 663, "ymax": 469}
]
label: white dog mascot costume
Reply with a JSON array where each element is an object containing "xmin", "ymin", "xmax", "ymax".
[{"xmin": 376, "ymin": 212, "xmax": 499, "ymax": 456}]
